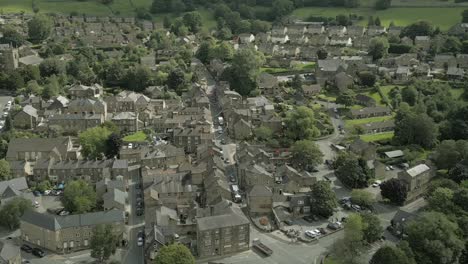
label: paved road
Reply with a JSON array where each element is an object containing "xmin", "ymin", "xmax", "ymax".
[{"xmin": 122, "ymin": 175, "xmax": 145, "ymax": 264}]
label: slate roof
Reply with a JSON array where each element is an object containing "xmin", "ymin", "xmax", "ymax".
[
  {"xmin": 0, "ymin": 177, "xmax": 28, "ymax": 195},
  {"xmin": 197, "ymin": 208, "xmax": 249, "ymax": 231},
  {"xmin": 248, "ymin": 185, "xmax": 273, "ymax": 197},
  {"xmin": 21, "ymin": 105, "xmax": 38, "ymax": 117},
  {"xmin": 406, "ymin": 164, "xmax": 430, "ymax": 177},
  {"xmin": 21, "ymin": 209, "xmax": 125, "ymax": 231},
  {"xmin": 0, "ymin": 241, "xmax": 19, "ymax": 262},
  {"xmin": 6, "ymin": 137, "xmax": 71, "ymax": 160}
]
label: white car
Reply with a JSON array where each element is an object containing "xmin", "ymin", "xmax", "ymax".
[
  {"xmin": 3, "ymin": 112, "xmax": 8, "ymax": 117},
  {"xmin": 33, "ymin": 201, "xmax": 40, "ymax": 208},
  {"xmin": 137, "ymin": 237, "xmax": 144, "ymax": 246},
  {"xmin": 305, "ymin": 230, "xmax": 318, "ymax": 238},
  {"xmin": 43, "ymin": 190, "xmax": 51, "ymax": 195}
]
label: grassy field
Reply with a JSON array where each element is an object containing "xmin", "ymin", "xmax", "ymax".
[
  {"xmin": 292, "ymin": 7, "xmax": 462, "ymax": 30},
  {"xmin": 360, "ymin": 131, "xmax": 394, "ymax": 142},
  {"xmin": 123, "ymin": 131, "xmax": 147, "ymax": 142}
]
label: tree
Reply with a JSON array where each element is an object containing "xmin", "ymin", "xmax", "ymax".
[
  {"xmin": 251, "ymin": 20, "xmax": 270, "ymax": 34},
  {"xmin": 39, "ymin": 58, "xmax": 65, "ymax": 77},
  {"xmin": 27, "ymin": 15, "xmax": 52, "ymax": 43},
  {"xmin": 375, "ymin": 0, "xmax": 391, "ymax": 10},
  {"xmin": 90, "ymin": 224, "xmax": 119, "ymax": 263},
  {"xmin": 336, "ymin": 89, "xmax": 356, "ymax": 108},
  {"xmin": 62, "ymin": 180, "xmax": 97, "ymax": 214},
  {"xmin": 345, "ymin": 0, "xmax": 360, "ymax": 8},
  {"xmin": 393, "ymin": 103, "xmax": 438, "ymax": 148},
  {"xmin": 42, "ymin": 75, "xmax": 61, "ymax": 99},
  {"xmin": 0, "ymin": 26, "xmax": 25, "ymax": 47},
  {"xmin": 358, "ymin": 71, "xmax": 376, "ymax": 87},
  {"xmin": 427, "ymin": 187, "xmax": 457, "ymax": 215},
  {"xmin": 380, "ymin": 178, "xmax": 407, "ymax": 205},
  {"xmin": 462, "ymin": 9, "xmax": 468, "ymax": 23},
  {"xmin": 35, "ymin": 180, "xmax": 52, "ymax": 193},
  {"xmin": 361, "ymin": 212, "xmax": 383, "ymax": 243},
  {"xmin": 291, "ymin": 140, "xmax": 324, "ymax": 171},
  {"xmin": 432, "ymin": 140, "xmax": 468, "ymax": 170},
  {"xmin": 310, "ymin": 181, "xmax": 338, "ymax": 218},
  {"xmin": 368, "ymin": 37, "xmax": 389, "ymax": 60},
  {"xmin": 316, "ymin": 48, "xmax": 328, "ymax": 60},
  {"xmin": 442, "ymin": 36, "xmax": 462, "ymax": 54},
  {"xmin": 449, "ymin": 159, "xmax": 468, "ymax": 183},
  {"xmin": 401, "ymin": 86, "xmax": 418, "ymax": 105},
  {"xmin": 79, "ymin": 126, "xmax": 112, "ymax": 159},
  {"xmin": 196, "ymin": 41, "xmax": 214, "ymax": 64},
  {"xmin": 272, "ymin": 0, "xmax": 294, "ymax": 18},
  {"xmin": 332, "ymin": 214, "xmax": 365, "ymax": 264},
  {"xmin": 154, "ymin": 243, "xmax": 195, "ymax": 264},
  {"xmin": 100, "ymin": 0, "xmax": 114, "ymax": 4},
  {"xmin": 0, "ymin": 159, "xmax": 11, "ymax": 181},
  {"xmin": 254, "ymin": 126, "xmax": 273, "ymax": 141},
  {"xmin": 350, "ymin": 189, "xmax": 375, "ymax": 209},
  {"xmin": 182, "ymin": 11, "xmax": 202, "ymax": 33},
  {"xmin": 105, "ymin": 133, "xmax": 122, "ymax": 159},
  {"xmin": 223, "ymin": 47, "xmax": 264, "ymax": 96},
  {"xmin": 125, "ymin": 66, "xmax": 152, "ymax": 92},
  {"xmin": 401, "ymin": 21, "xmax": 434, "ymax": 40},
  {"xmin": 405, "ymin": 212, "xmax": 464, "ymax": 264},
  {"xmin": 334, "ymin": 153, "xmax": 372, "ymax": 188},
  {"xmin": 370, "ymin": 246, "xmax": 415, "ymax": 264},
  {"xmin": 167, "ymin": 69, "xmax": 187, "ymax": 95},
  {"xmin": 284, "ymin": 106, "xmax": 320, "ymax": 141},
  {"xmin": 374, "ymin": 17, "xmax": 381, "ymax": 26},
  {"xmin": 0, "ymin": 198, "xmax": 32, "ymax": 230},
  {"xmin": 213, "ymin": 42, "xmax": 234, "ymax": 61}
]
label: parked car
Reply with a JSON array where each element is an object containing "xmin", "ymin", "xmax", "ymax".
[
  {"xmin": 230, "ymin": 176, "xmax": 236, "ymax": 182},
  {"xmin": 303, "ymin": 215, "xmax": 315, "ymax": 223},
  {"xmin": 43, "ymin": 190, "xmax": 51, "ymax": 195},
  {"xmin": 351, "ymin": 204, "xmax": 361, "ymax": 211},
  {"xmin": 318, "ymin": 227, "xmax": 328, "ymax": 235},
  {"xmin": 33, "ymin": 201, "xmax": 40, "ymax": 208},
  {"xmin": 59, "ymin": 210, "xmax": 70, "ymax": 216},
  {"xmin": 33, "ymin": 191, "xmax": 41, "ymax": 197},
  {"xmin": 372, "ymin": 180, "xmax": 382, "ymax": 187},
  {"xmin": 21, "ymin": 244, "xmax": 32, "ymax": 253},
  {"xmin": 327, "ymin": 222, "xmax": 342, "ymax": 230},
  {"xmin": 284, "ymin": 220, "xmax": 293, "ymax": 226},
  {"xmin": 305, "ymin": 230, "xmax": 317, "ymax": 238},
  {"xmin": 32, "ymin": 248, "xmax": 45, "ymax": 258}
]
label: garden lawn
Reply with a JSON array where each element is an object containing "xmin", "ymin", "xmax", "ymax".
[
  {"xmin": 123, "ymin": 131, "xmax": 147, "ymax": 142},
  {"xmin": 292, "ymin": 7, "xmax": 462, "ymax": 30},
  {"xmin": 260, "ymin": 67, "xmax": 290, "ymax": 74},
  {"xmin": 345, "ymin": 115, "xmax": 394, "ymax": 126},
  {"xmin": 360, "ymin": 131, "xmax": 394, "ymax": 142}
]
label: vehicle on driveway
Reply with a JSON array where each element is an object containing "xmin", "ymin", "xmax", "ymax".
[
  {"xmin": 284, "ymin": 219, "xmax": 293, "ymax": 226},
  {"xmin": 21, "ymin": 244, "xmax": 32, "ymax": 253},
  {"xmin": 327, "ymin": 222, "xmax": 342, "ymax": 230},
  {"xmin": 303, "ymin": 215, "xmax": 315, "ymax": 223},
  {"xmin": 32, "ymin": 248, "xmax": 45, "ymax": 258}
]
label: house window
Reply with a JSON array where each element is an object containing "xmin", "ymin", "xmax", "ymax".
[{"xmin": 84, "ymin": 239, "xmax": 88, "ymax": 246}]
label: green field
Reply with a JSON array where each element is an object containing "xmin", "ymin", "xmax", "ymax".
[
  {"xmin": 122, "ymin": 131, "xmax": 147, "ymax": 142},
  {"xmin": 292, "ymin": 7, "xmax": 462, "ymax": 30},
  {"xmin": 360, "ymin": 131, "xmax": 394, "ymax": 142}
]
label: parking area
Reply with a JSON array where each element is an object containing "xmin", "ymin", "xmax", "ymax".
[{"xmin": 0, "ymin": 96, "xmax": 13, "ymax": 130}]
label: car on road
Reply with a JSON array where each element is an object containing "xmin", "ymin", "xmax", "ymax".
[
  {"xmin": 305, "ymin": 230, "xmax": 320, "ymax": 238},
  {"xmin": 21, "ymin": 244, "xmax": 33, "ymax": 253},
  {"xmin": 137, "ymin": 235, "xmax": 144, "ymax": 247},
  {"xmin": 230, "ymin": 176, "xmax": 236, "ymax": 182},
  {"xmin": 32, "ymin": 248, "xmax": 45, "ymax": 258},
  {"xmin": 59, "ymin": 210, "xmax": 70, "ymax": 216}
]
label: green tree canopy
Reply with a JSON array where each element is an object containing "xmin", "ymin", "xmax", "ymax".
[
  {"xmin": 361, "ymin": 213, "xmax": 383, "ymax": 244},
  {"xmin": 272, "ymin": 0, "xmax": 294, "ymax": 18},
  {"xmin": 370, "ymin": 245, "xmax": 415, "ymax": 264},
  {"xmin": 90, "ymin": 224, "xmax": 119, "ymax": 263},
  {"xmin": 0, "ymin": 159, "xmax": 11, "ymax": 181},
  {"xmin": 336, "ymin": 89, "xmax": 356, "ymax": 108},
  {"xmin": 380, "ymin": 178, "xmax": 407, "ymax": 205},
  {"xmin": 182, "ymin": 11, "xmax": 202, "ymax": 33},
  {"xmin": 62, "ymin": 180, "xmax": 97, "ymax": 214},
  {"xmin": 154, "ymin": 243, "xmax": 195, "ymax": 264},
  {"xmin": 0, "ymin": 26, "xmax": 25, "ymax": 47},
  {"xmin": 310, "ymin": 181, "xmax": 338, "ymax": 218},
  {"xmin": 368, "ymin": 37, "xmax": 389, "ymax": 60},
  {"xmin": 290, "ymin": 140, "xmax": 323, "ymax": 171},
  {"xmin": 334, "ymin": 152, "xmax": 373, "ymax": 188},
  {"xmin": 79, "ymin": 126, "xmax": 112, "ymax": 159},
  {"xmin": 27, "ymin": 15, "xmax": 52, "ymax": 43},
  {"xmin": 0, "ymin": 197, "xmax": 32, "ymax": 230},
  {"xmin": 432, "ymin": 140, "xmax": 468, "ymax": 170},
  {"xmin": 284, "ymin": 106, "xmax": 320, "ymax": 141},
  {"xmin": 401, "ymin": 21, "xmax": 434, "ymax": 40},
  {"xmin": 254, "ymin": 126, "xmax": 273, "ymax": 142},
  {"xmin": 350, "ymin": 189, "xmax": 375, "ymax": 209},
  {"xmin": 405, "ymin": 212, "xmax": 464, "ymax": 264}
]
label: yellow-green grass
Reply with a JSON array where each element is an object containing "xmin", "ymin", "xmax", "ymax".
[
  {"xmin": 324, "ymin": 256, "xmax": 339, "ymax": 264},
  {"xmin": 450, "ymin": 88, "xmax": 465, "ymax": 100},
  {"xmin": 345, "ymin": 115, "xmax": 394, "ymax": 127},
  {"xmin": 363, "ymin": 90, "xmax": 384, "ymax": 106},
  {"xmin": 292, "ymin": 7, "xmax": 462, "ymax": 30},
  {"xmin": 360, "ymin": 131, "xmax": 394, "ymax": 142},
  {"xmin": 123, "ymin": 131, "xmax": 147, "ymax": 142},
  {"xmin": 260, "ymin": 67, "xmax": 290, "ymax": 74}
]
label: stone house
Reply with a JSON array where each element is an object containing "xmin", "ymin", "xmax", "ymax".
[
  {"xmin": 257, "ymin": 73, "xmax": 280, "ymax": 96},
  {"xmin": 238, "ymin": 163, "xmax": 273, "ymax": 190},
  {"xmin": 247, "ymin": 185, "xmax": 273, "ymax": 214},
  {"xmin": 112, "ymin": 112, "xmax": 143, "ymax": 133},
  {"xmin": 172, "ymin": 126, "xmax": 213, "ymax": 153},
  {"xmin": 387, "ymin": 26, "xmax": 402, "ymax": 36},
  {"xmin": 102, "ymin": 188, "xmax": 127, "ymax": 211},
  {"xmin": 398, "ymin": 163, "xmax": 435, "ymax": 202},
  {"xmin": 20, "ymin": 210, "xmax": 125, "ymax": 254},
  {"xmin": 48, "ymin": 113, "xmax": 104, "ymax": 132},
  {"xmin": 327, "ymin": 26, "xmax": 346, "ymax": 36},
  {"xmin": 366, "ymin": 26, "xmax": 386, "ymax": 36},
  {"xmin": 231, "ymin": 118, "xmax": 253, "ymax": 140},
  {"xmin": 346, "ymin": 25, "xmax": 365, "ymax": 37},
  {"xmin": 0, "ymin": 44, "xmax": 19, "ymax": 70},
  {"xmin": 414, "ymin": 36, "xmax": 430, "ymax": 51},
  {"xmin": 433, "ymin": 54, "xmax": 457, "ymax": 69},
  {"xmin": 238, "ymin": 33, "xmax": 255, "ymax": 44},
  {"xmin": 316, "ymin": 59, "xmax": 347, "ymax": 86},
  {"xmin": 6, "ymin": 137, "xmax": 77, "ymax": 162},
  {"xmin": 306, "ymin": 24, "xmax": 325, "ymax": 35},
  {"xmin": 68, "ymin": 83, "xmax": 103, "ymax": 99},
  {"xmin": 196, "ymin": 207, "xmax": 250, "ymax": 258},
  {"xmin": 289, "ymin": 194, "xmax": 311, "ymax": 216},
  {"xmin": 350, "ymin": 106, "xmax": 392, "ymax": 119},
  {"xmin": 302, "ymin": 84, "xmax": 322, "ymax": 97},
  {"xmin": 358, "ymin": 120, "xmax": 395, "ymax": 134},
  {"xmin": 67, "ymin": 99, "xmax": 107, "ymax": 118},
  {"xmin": 13, "ymin": 105, "xmax": 38, "ymax": 129},
  {"xmin": 145, "ymin": 172, "xmax": 193, "ymax": 209},
  {"xmin": 105, "ymin": 91, "xmax": 150, "ymax": 113},
  {"xmin": 348, "ymin": 138, "xmax": 377, "ymax": 161},
  {"xmin": 395, "ymin": 66, "xmax": 412, "ymax": 83},
  {"xmin": 448, "ymin": 23, "xmax": 468, "ymax": 37}
]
